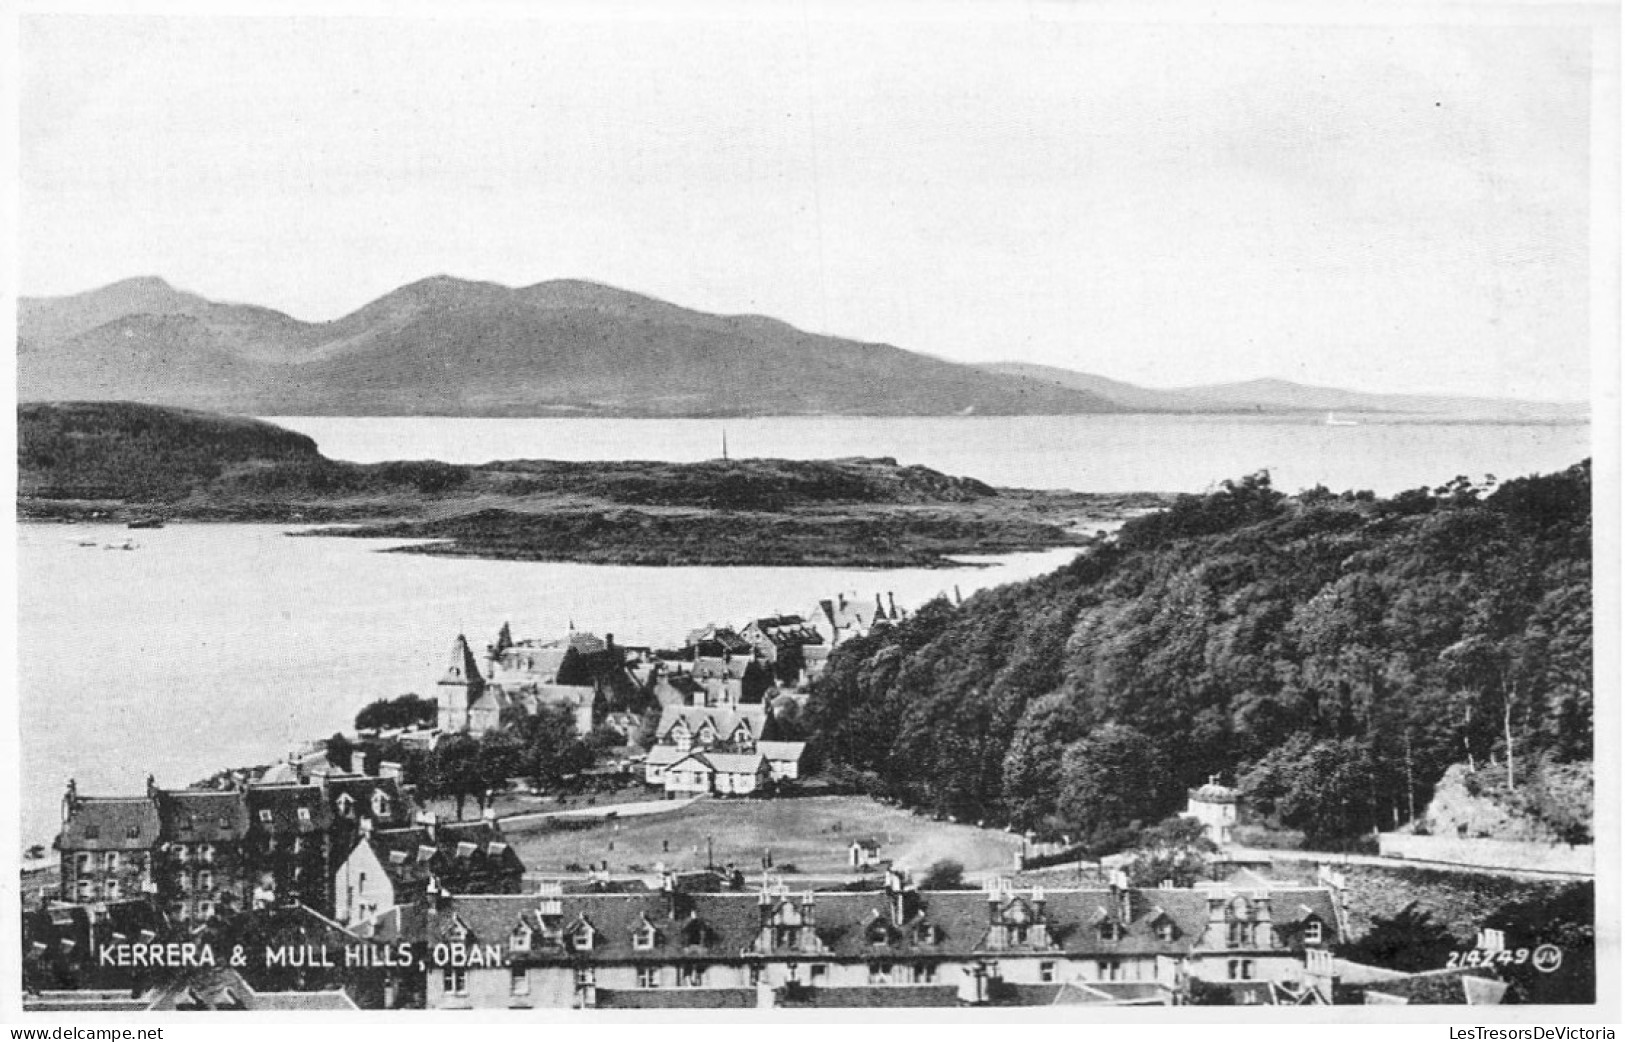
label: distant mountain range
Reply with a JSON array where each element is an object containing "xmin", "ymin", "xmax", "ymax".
[
  {"xmin": 17, "ymin": 277, "xmax": 1585, "ymax": 419},
  {"xmin": 978, "ymin": 363, "xmax": 1585, "ymax": 420}
]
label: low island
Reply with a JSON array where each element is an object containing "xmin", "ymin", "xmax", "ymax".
[{"xmin": 18, "ymin": 401, "xmax": 1168, "ymax": 567}]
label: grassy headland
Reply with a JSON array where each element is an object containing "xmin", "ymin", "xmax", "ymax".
[{"xmin": 19, "ymin": 402, "xmax": 1167, "ymax": 567}]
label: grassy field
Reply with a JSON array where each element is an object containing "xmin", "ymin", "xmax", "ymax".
[{"xmin": 502, "ymin": 794, "xmax": 1024, "ymax": 878}]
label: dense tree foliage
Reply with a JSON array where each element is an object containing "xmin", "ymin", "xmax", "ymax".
[
  {"xmin": 355, "ymin": 693, "xmax": 439, "ymax": 732},
  {"xmin": 805, "ymin": 464, "xmax": 1591, "ymax": 845}
]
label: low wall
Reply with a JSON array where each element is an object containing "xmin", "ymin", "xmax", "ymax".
[{"xmin": 1376, "ymin": 833, "xmax": 1593, "ymax": 875}]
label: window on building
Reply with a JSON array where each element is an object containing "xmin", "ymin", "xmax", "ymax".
[
  {"xmin": 104, "ymin": 879, "xmax": 121, "ymax": 900},
  {"xmin": 75, "ymin": 853, "xmax": 91, "ymax": 873},
  {"xmin": 443, "ymin": 968, "xmax": 468, "ymax": 996},
  {"xmin": 218, "ymin": 816, "xmax": 232, "ymax": 832},
  {"xmin": 509, "ymin": 965, "xmax": 529, "ymax": 997},
  {"xmin": 297, "ymin": 807, "xmax": 312, "ymax": 823},
  {"xmin": 198, "ymin": 871, "xmax": 214, "ymax": 892},
  {"xmin": 1227, "ymin": 921, "xmax": 1249, "ymax": 948},
  {"xmin": 868, "ymin": 962, "xmax": 893, "ymax": 985},
  {"xmin": 633, "ymin": 924, "xmax": 657, "ymax": 950},
  {"xmin": 1098, "ymin": 921, "xmax": 1124, "ymax": 942},
  {"xmin": 199, "ymin": 845, "xmax": 214, "ymax": 864},
  {"xmin": 748, "ymin": 964, "xmax": 763, "ymax": 987},
  {"xmin": 76, "ymin": 880, "xmax": 93, "ymax": 900},
  {"xmin": 573, "ymin": 966, "xmax": 595, "ymax": 987},
  {"xmin": 1097, "ymin": 960, "xmax": 1122, "ymax": 981},
  {"xmin": 510, "ymin": 927, "xmax": 532, "ymax": 953},
  {"xmin": 637, "ymin": 966, "xmax": 660, "ymax": 989},
  {"xmin": 126, "ymin": 825, "xmax": 141, "ymax": 840},
  {"xmin": 678, "ymin": 964, "xmax": 706, "ymax": 988},
  {"xmin": 1228, "ymin": 959, "xmax": 1254, "ymax": 981},
  {"xmin": 258, "ymin": 810, "xmax": 273, "ymax": 824},
  {"xmin": 1039, "ymin": 961, "xmax": 1056, "ymax": 983},
  {"xmin": 1304, "ymin": 920, "xmax": 1323, "ymax": 944},
  {"xmin": 84, "ymin": 824, "xmax": 100, "ymax": 840},
  {"xmin": 197, "ymin": 901, "xmax": 214, "ymax": 919},
  {"xmin": 1155, "ymin": 920, "xmax": 1176, "ymax": 942},
  {"xmin": 914, "ymin": 964, "xmax": 937, "ymax": 984},
  {"xmin": 810, "ymin": 964, "xmax": 828, "ymax": 985}
]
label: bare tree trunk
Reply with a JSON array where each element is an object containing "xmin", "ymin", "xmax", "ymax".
[
  {"xmin": 1504, "ymin": 690, "xmax": 1517, "ymax": 791},
  {"xmin": 1404, "ymin": 731, "xmax": 1417, "ymax": 824}
]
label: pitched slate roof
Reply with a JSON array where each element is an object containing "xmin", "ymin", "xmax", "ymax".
[
  {"xmin": 366, "ymin": 821, "xmax": 525, "ymax": 893},
  {"xmin": 703, "ymin": 753, "xmax": 768, "ymax": 776},
  {"xmin": 58, "ymin": 797, "xmax": 162, "ymax": 851},
  {"xmin": 423, "ymin": 883, "xmax": 1342, "ymax": 968},
  {"xmin": 757, "ymin": 741, "xmax": 806, "ymax": 764},
  {"xmin": 158, "ymin": 790, "xmax": 250, "ymax": 843},
  {"xmin": 655, "ymin": 706, "xmax": 765, "ymax": 745},
  {"xmin": 325, "ymin": 775, "xmax": 409, "ymax": 824},
  {"xmin": 645, "ymin": 745, "xmax": 688, "ymax": 767},
  {"xmin": 245, "ymin": 784, "xmax": 331, "ymax": 835}
]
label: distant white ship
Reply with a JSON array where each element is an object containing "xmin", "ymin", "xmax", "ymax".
[{"xmin": 1325, "ymin": 412, "xmax": 1360, "ymax": 426}]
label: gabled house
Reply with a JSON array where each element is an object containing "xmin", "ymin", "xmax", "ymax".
[
  {"xmin": 333, "ymin": 815, "xmax": 526, "ymax": 925},
  {"xmin": 408, "ymin": 871, "xmax": 1350, "ymax": 1009},
  {"xmin": 55, "ymin": 779, "xmax": 162, "ymax": 907}
]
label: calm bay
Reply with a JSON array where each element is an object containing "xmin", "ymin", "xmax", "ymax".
[{"xmin": 17, "ymin": 413, "xmax": 1589, "ymax": 850}]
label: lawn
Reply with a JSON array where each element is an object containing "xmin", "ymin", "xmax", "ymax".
[{"xmin": 501, "ymin": 794, "xmax": 1025, "ymax": 879}]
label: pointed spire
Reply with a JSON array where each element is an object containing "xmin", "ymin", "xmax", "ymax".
[
  {"xmin": 495, "ymin": 621, "xmax": 513, "ymax": 655},
  {"xmin": 722, "ymin": 429, "xmax": 729, "ymax": 461},
  {"xmin": 439, "ymin": 634, "xmax": 485, "ymax": 690}
]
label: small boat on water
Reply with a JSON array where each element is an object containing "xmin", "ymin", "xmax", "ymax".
[
  {"xmin": 1325, "ymin": 411, "xmax": 1359, "ymax": 426},
  {"xmin": 103, "ymin": 537, "xmax": 139, "ymax": 551},
  {"xmin": 127, "ymin": 517, "xmax": 166, "ymax": 529}
]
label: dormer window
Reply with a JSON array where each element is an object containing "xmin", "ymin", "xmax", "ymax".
[
  {"xmin": 389, "ymin": 850, "xmax": 408, "ymax": 865},
  {"xmin": 297, "ymin": 807, "xmax": 312, "ymax": 824},
  {"xmin": 218, "ymin": 816, "xmax": 232, "ymax": 832},
  {"xmin": 569, "ymin": 924, "xmax": 595, "ymax": 952},
  {"xmin": 258, "ymin": 810, "xmax": 273, "ymax": 824},
  {"xmin": 85, "ymin": 825, "xmax": 100, "ymax": 840},
  {"xmin": 510, "ymin": 925, "xmax": 532, "ymax": 952},
  {"xmin": 126, "ymin": 825, "xmax": 141, "ymax": 840},
  {"xmin": 456, "ymin": 841, "xmax": 477, "ymax": 858},
  {"xmin": 417, "ymin": 845, "xmax": 437, "ymax": 863},
  {"xmin": 373, "ymin": 793, "xmax": 391, "ymax": 817},
  {"xmin": 1155, "ymin": 920, "xmax": 1176, "ymax": 942},
  {"xmin": 1098, "ymin": 922, "xmax": 1125, "ymax": 942},
  {"xmin": 336, "ymin": 794, "xmax": 355, "ymax": 815},
  {"xmin": 633, "ymin": 922, "xmax": 658, "ymax": 951},
  {"xmin": 1303, "ymin": 919, "xmax": 1323, "ymax": 945},
  {"xmin": 448, "ymin": 920, "xmax": 469, "ymax": 943}
]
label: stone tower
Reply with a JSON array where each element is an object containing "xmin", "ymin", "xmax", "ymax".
[{"xmin": 437, "ymin": 634, "xmax": 487, "ymax": 732}]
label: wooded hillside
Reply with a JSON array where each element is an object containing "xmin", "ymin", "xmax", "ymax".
[{"xmin": 805, "ymin": 462, "xmax": 1592, "ymax": 848}]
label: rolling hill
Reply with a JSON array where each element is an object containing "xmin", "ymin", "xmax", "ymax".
[
  {"xmin": 979, "ymin": 362, "xmax": 1585, "ymax": 419},
  {"xmin": 18, "ymin": 277, "xmax": 1125, "ymax": 418}
]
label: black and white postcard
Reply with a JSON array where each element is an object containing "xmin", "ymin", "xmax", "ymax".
[{"xmin": 7, "ymin": 0, "xmax": 1617, "ymax": 1025}]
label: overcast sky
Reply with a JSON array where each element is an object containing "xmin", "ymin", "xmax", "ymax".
[{"xmin": 18, "ymin": 5, "xmax": 1604, "ymax": 401}]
